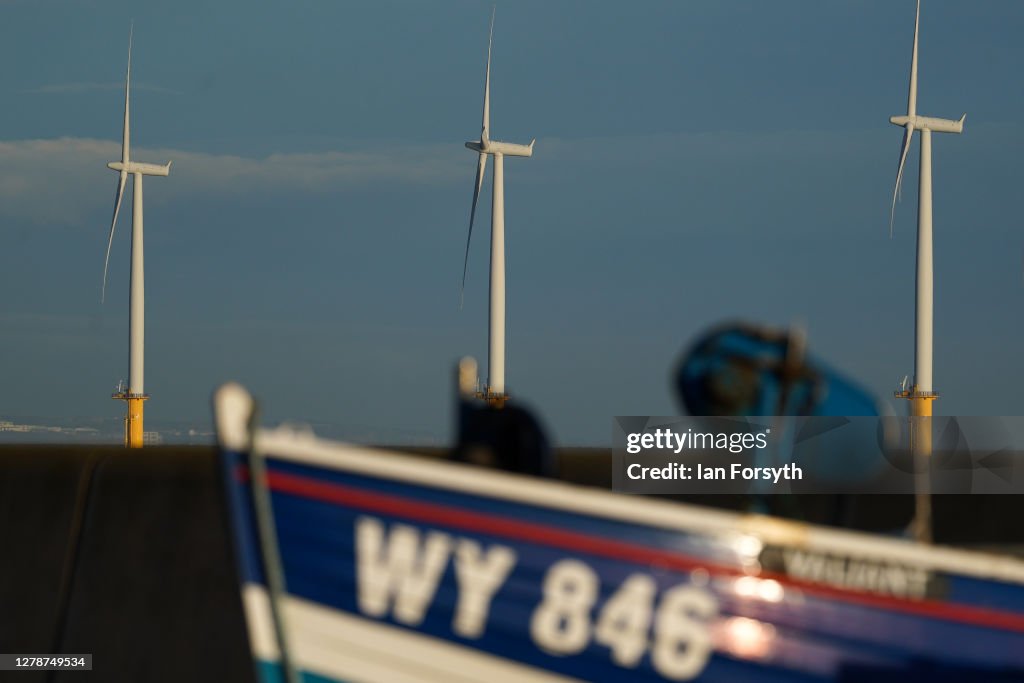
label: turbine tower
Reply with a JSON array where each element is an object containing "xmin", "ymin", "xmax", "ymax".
[
  {"xmin": 461, "ymin": 8, "xmax": 534, "ymax": 408},
  {"xmin": 889, "ymin": 0, "xmax": 964, "ymax": 419},
  {"xmin": 102, "ymin": 25, "xmax": 171, "ymax": 448}
]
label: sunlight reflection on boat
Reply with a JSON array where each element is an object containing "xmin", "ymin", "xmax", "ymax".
[{"xmin": 715, "ymin": 616, "xmax": 778, "ymax": 660}]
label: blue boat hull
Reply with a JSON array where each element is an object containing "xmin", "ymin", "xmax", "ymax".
[{"xmin": 216, "ymin": 390, "xmax": 1024, "ymax": 683}]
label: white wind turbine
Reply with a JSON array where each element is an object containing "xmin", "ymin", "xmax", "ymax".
[
  {"xmin": 889, "ymin": 0, "xmax": 964, "ymax": 418},
  {"xmin": 102, "ymin": 25, "xmax": 172, "ymax": 448},
  {"xmin": 461, "ymin": 8, "xmax": 534, "ymax": 406}
]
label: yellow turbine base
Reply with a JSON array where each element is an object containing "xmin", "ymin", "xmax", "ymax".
[
  {"xmin": 909, "ymin": 395, "xmax": 934, "ymax": 417},
  {"xmin": 895, "ymin": 389, "xmax": 937, "ymax": 416},
  {"xmin": 476, "ymin": 391, "xmax": 508, "ymax": 409},
  {"xmin": 113, "ymin": 392, "xmax": 149, "ymax": 448},
  {"xmin": 896, "ymin": 389, "xmax": 936, "ymax": 543},
  {"xmin": 126, "ymin": 397, "xmax": 146, "ymax": 448},
  {"xmin": 895, "ymin": 389, "xmax": 936, "ymax": 456}
]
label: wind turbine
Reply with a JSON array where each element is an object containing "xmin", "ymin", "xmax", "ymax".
[
  {"xmin": 889, "ymin": 0, "xmax": 964, "ymax": 419},
  {"xmin": 461, "ymin": 8, "xmax": 535, "ymax": 407},
  {"xmin": 102, "ymin": 25, "xmax": 171, "ymax": 448}
]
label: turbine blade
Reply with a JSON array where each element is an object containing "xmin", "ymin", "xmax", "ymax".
[
  {"xmin": 890, "ymin": 125, "xmax": 914, "ymax": 238},
  {"xmin": 102, "ymin": 172, "xmax": 128, "ymax": 303},
  {"xmin": 460, "ymin": 152, "xmax": 488, "ymax": 308},
  {"xmin": 907, "ymin": 0, "xmax": 919, "ymax": 117},
  {"xmin": 123, "ymin": 22, "xmax": 132, "ymax": 163},
  {"xmin": 481, "ymin": 7, "xmax": 494, "ymax": 142}
]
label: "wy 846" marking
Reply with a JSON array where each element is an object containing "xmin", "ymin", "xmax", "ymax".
[{"xmin": 355, "ymin": 516, "xmax": 718, "ymax": 680}]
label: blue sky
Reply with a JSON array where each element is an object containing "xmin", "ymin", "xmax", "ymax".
[{"xmin": 0, "ymin": 0, "xmax": 1022, "ymax": 445}]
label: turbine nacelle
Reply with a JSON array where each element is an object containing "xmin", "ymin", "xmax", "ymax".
[
  {"xmin": 889, "ymin": 113, "xmax": 965, "ymax": 134},
  {"xmin": 465, "ymin": 138, "xmax": 535, "ymax": 158},
  {"xmin": 107, "ymin": 160, "xmax": 172, "ymax": 176}
]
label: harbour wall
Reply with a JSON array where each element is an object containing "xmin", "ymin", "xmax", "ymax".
[{"xmin": 1, "ymin": 445, "xmax": 1020, "ymax": 682}]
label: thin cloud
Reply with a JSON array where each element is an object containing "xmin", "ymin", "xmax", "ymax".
[
  {"xmin": 0, "ymin": 137, "xmax": 465, "ymax": 227},
  {"xmin": 26, "ymin": 81, "xmax": 181, "ymax": 95}
]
